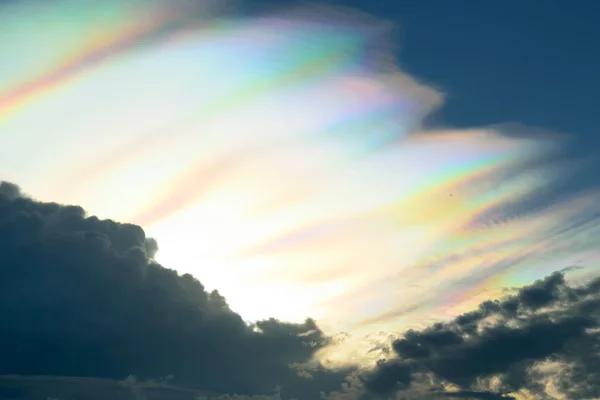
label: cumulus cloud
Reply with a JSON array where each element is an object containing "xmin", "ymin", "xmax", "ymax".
[
  {"xmin": 0, "ymin": 181, "xmax": 351, "ymax": 399},
  {"xmin": 353, "ymin": 271, "xmax": 600, "ymax": 399}
]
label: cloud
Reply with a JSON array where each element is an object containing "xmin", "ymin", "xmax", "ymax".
[
  {"xmin": 0, "ymin": 182, "xmax": 351, "ymax": 399},
  {"xmin": 3, "ymin": 1, "xmax": 600, "ymax": 399},
  {"xmin": 4, "ymin": 0, "xmax": 599, "ymax": 336},
  {"xmin": 355, "ymin": 271, "xmax": 600, "ymax": 399},
  {"xmin": 4, "ymin": 180, "xmax": 600, "ymax": 400},
  {"xmin": 347, "ymin": 186, "xmax": 600, "ymax": 334}
]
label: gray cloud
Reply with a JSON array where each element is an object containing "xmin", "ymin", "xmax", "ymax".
[
  {"xmin": 0, "ymin": 181, "xmax": 351, "ymax": 399},
  {"xmin": 358, "ymin": 271, "xmax": 600, "ymax": 399}
]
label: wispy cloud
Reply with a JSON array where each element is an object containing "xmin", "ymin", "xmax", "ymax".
[{"xmin": 1, "ymin": 0, "xmax": 599, "ymax": 369}]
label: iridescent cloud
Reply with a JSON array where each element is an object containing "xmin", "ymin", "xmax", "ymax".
[{"xmin": 2, "ymin": 0, "xmax": 599, "ymax": 366}]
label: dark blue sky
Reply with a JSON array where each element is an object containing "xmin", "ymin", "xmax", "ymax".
[{"xmin": 329, "ymin": 0, "xmax": 599, "ymax": 144}]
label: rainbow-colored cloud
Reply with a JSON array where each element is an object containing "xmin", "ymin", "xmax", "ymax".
[{"xmin": 2, "ymin": 0, "xmax": 599, "ymax": 364}]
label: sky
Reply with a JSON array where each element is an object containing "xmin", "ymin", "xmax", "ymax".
[{"xmin": 1, "ymin": 1, "xmax": 600, "ymax": 399}]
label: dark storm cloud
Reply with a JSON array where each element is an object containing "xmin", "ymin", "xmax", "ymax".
[
  {"xmin": 0, "ymin": 182, "xmax": 351, "ymax": 399},
  {"xmin": 359, "ymin": 271, "xmax": 600, "ymax": 399}
]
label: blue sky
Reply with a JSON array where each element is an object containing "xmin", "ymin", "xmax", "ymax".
[{"xmin": 325, "ymin": 1, "xmax": 599, "ymax": 137}]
